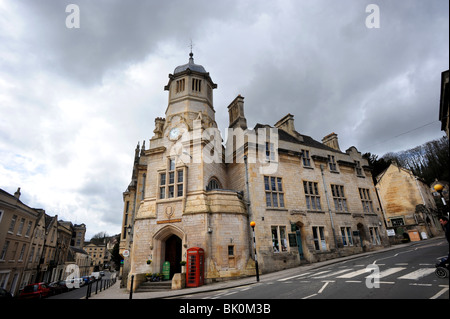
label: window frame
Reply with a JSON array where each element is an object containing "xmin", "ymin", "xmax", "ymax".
[
  {"xmin": 331, "ymin": 184, "xmax": 348, "ymax": 212},
  {"xmin": 312, "ymin": 226, "xmax": 327, "ymax": 251},
  {"xmin": 271, "ymin": 225, "xmax": 288, "ymax": 253},
  {"xmin": 264, "ymin": 176, "xmax": 285, "ymax": 208},
  {"xmin": 303, "ymin": 181, "xmax": 322, "ymax": 211},
  {"xmin": 359, "ymin": 188, "xmax": 374, "ymax": 214},
  {"xmin": 340, "ymin": 227, "xmax": 354, "ymax": 246},
  {"xmin": 158, "ymin": 158, "xmax": 185, "ymax": 201}
]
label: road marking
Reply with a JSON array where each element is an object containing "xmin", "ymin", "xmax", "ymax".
[
  {"xmin": 395, "ymin": 263, "xmax": 408, "ymax": 266},
  {"xmin": 372, "ymin": 267, "xmax": 406, "ymax": 278},
  {"xmin": 398, "ymin": 268, "xmax": 435, "ymax": 280},
  {"xmin": 312, "ymin": 269, "xmax": 353, "ymax": 278},
  {"xmin": 278, "ymin": 272, "xmax": 312, "ymax": 281},
  {"xmin": 337, "ymin": 268, "xmax": 370, "ymax": 278},
  {"xmin": 302, "ymin": 293, "xmax": 317, "ymax": 299},
  {"xmin": 345, "ymin": 280, "xmax": 362, "ymax": 283},
  {"xmin": 318, "ymin": 281, "xmax": 333, "ymax": 294},
  {"xmin": 223, "ymin": 291, "xmax": 238, "ymax": 296},
  {"xmin": 430, "ymin": 287, "xmax": 449, "ymax": 299}
]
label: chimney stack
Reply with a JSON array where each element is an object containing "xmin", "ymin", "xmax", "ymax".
[
  {"xmin": 322, "ymin": 133, "xmax": 341, "ymax": 151},
  {"xmin": 14, "ymin": 187, "xmax": 21, "ymax": 199}
]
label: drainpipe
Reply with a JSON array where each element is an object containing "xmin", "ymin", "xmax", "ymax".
[{"xmin": 320, "ymin": 164, "xmax": 340, "ymax": 256}]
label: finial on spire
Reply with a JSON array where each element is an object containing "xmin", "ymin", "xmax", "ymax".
[{"xmin": 189, "ymin": 39, "xmax": 194, "ymax": 62}]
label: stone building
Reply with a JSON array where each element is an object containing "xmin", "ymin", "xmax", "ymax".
[
  {"xmin": 376, "ymin": 162, "xmax": 443, "ymax": 240},
  {"xmin": 0, "ymin": 188, "xmax": 43, "ymax": 296},
  {"xmin": 85, "ymin": 241, "xmax": 108, "ymax": 271},
  {"xmin": 120, "ymin": 53, "xmax": 389, "ymax": 289}
]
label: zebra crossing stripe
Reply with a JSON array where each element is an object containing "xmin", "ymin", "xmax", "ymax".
[
  {"xmin": 371, "ymin": 267, "xmax": 406, "ymax": 278},
  {"xmin": 398, "ymin": 268, "xmax": 435, "ymax": 280},
  {"xmin": 312, "ymin": 269, "xmax": 353, "ymax": 278},
  {"xmin": 337, "ymin": 268, "xmax": 371, "ymax": 278},
  {"xmin": 278, "ymin": 272, "xmax": 312, "ymax": 281}
]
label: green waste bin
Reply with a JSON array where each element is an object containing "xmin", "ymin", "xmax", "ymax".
[{"xmin": 162, "ymin": 261, "xmax": 170, "ymax": 280}]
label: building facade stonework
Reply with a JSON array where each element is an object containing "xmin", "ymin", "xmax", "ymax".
[
  {"xmin": 120, "ymin": 54, "xmax": 389, "ymax": 289},
  {"xmin": 376, "ymin": 162, "xmax": 443, "ymax": 240}
]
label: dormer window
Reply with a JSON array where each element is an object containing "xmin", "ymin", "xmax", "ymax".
[{"xmin": 328, "ymin": 155, "xmax": 337, "ymax": 171}]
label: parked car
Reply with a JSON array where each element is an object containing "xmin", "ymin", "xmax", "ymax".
[
  {"xmin": 49, "ymin": 281, "xmax": 70, "ymax": 294},
  {"xmin": 91, "ymin": 272, "xmax": 100, "ymax": 280},
  {"xmin": 69, "ymin": 278, "xmax": 85, "ymax": 288},
  {"xmin": 82, "ymin": 276, "xmax": 95, "ymax": 284},
  {"xmin": 0, "ymin": 287, "xmax": 12, "ymax": 299},
  {"xmin": 19, "ymin": 282, "xmax": 52, "ymax": 299}
]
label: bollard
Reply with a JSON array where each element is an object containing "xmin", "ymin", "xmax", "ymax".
[
  {"xmin": 85, "ymin": 281, "xmax": 91, "ymax": 299},
  {"xmin": 129, "ymin": 275, "xmax": 134, "ymax": 299}
]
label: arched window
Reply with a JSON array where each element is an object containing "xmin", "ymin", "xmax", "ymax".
[{"xmin": 207, "ymin": 178, "xmax": 221, "ymax": 191}]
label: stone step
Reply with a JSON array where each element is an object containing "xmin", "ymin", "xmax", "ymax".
[{"xmin": 136, "ymin": 280, "xmax": 172, "ymax": 292}]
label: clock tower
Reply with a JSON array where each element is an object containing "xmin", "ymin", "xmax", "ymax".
[{"xmin": 162, "ymin": 52, "xmax": 218, "ymax": 140}]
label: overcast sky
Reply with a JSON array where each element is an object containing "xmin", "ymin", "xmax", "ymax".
[{"xmin": 0, "ymin": 0, "xmax": 448, "ymax": 239}]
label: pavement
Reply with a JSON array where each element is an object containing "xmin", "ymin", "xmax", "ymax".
[{"xmin": 89, "ymin": 237, "xmax": 446, "ymax": 299}]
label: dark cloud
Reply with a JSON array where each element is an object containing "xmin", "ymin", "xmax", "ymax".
[{"xmin": 1, "ymin": 0, "xmax": 448, "ymax": 238}]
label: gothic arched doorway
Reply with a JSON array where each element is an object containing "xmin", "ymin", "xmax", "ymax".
[
  {"xmin": 152, "ymin": 225, "xmax": 186, "ymax": 278},
  {"xmin": 165, "ymin": 234, "xmax": 182, "ymax": 279}
]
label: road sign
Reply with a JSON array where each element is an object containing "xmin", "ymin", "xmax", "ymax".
[{"xmin": 123, "ymin": 250, "xmax": 130, "ymax": 257}]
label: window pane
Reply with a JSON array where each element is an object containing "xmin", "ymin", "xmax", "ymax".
[
  {"xmin": 264, "ymin": 176, "xmax": 270, "ymax": 191},
  {"xmin": 312, "ymin": 227, "xmax": 319, "ymax": 250},
  {"xmin": 169, "ymin": 172, "xmax": 174, "ymax": 184},
  {"xmin": 177, "ymin": 170, "xmax": 183, "ymax": 183},
  {"xmin": 319, "ymin": 227, "xmax": 326, "ymax": 250},
  {"xmin": 159, "ymin": 187, "xmax": 165, "ymax": 199},
  {"xmin": 168, "ymin": 186, "xmax": 174, "ymax": 198},
  {"xmin": 280, "ymin": 227, "xmax": 287, "ymax": 251},
  {"xmin": 306, "ymin": 196, "xmax": 311, "ymax": 210},
  {"xmin": 272, "ymin": 193, "xmax": 278, "ymax": 207},
  {"xmin": 279, "ymin": 193, "xmax": 284, "ymax": 207},
  {"xmin": 341, "ymin": 228, "xmax": 347, "ymax": 246},
  {"xmin": 271, "ymin": 177, "xmax": 276, "ymax": 191},
  {"xmin": 277, "ymin": 178, "xmax": 283, "ymax": 192},
  {"xmin": 177, "ymin": 184, "xmax": 183, "ymax": 197},
  {"xmin": 266, "ymin": 193, "xmax": 271, "ymax": 207},
  {"xmin": 271, "ymin": 227, "xmax": 279, "ymax": 252},
  {"xmin": 347, "ymin": 228, "xmax": 353, "ymax": 245},
  {"xmin": 316, "ymin": 197, "xmax": 322, "ymax": 210}
]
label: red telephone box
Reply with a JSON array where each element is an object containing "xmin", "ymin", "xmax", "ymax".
[{"xmin": 186, "ymin": 247, "xmax": 205, "ymax": 287}]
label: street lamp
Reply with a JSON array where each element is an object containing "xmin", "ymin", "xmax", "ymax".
[
  {"xmin": 250, "ymin": 221, "xmax": 259, "ymax": 282},
  {"xmin": 434, "ymin": 183, "xmax": 448, "ymax": 218},
  {"xmin": 434, "ymin": 184, "xmax": 446, "ymax": 205}
]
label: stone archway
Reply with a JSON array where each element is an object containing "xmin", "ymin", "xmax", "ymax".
[{"xmin": 152, "ymin": 225, "xmax": 186, "ymax": 277}]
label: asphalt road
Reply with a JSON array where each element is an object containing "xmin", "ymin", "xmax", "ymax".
[
  {"xmin": 176, "ymin": 238, "xmax": 449, "ymax": 300},
  {"xmin": 48, "ymin": 271, "xmax": 115, "ymax": 299}
]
